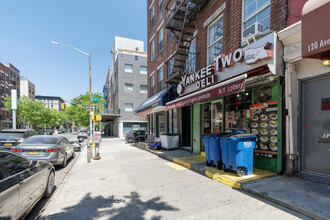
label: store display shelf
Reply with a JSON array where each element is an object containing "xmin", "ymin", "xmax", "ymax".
[{"xmin": 254, "ymin": 149, "xmax": 277, "ymax": 155}]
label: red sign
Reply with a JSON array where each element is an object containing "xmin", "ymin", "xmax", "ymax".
[
  {"xmin": 92, "ymin": 132, "xmax": 102, "ymax": 143},
  {"xmin": 166, "ymin": 78, "xmax": 245, "ymax": 110}
]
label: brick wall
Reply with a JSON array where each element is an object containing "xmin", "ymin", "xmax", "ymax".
[
  {"xmin": 0, "ymin": 62, "xmax": 11, "ymax": 120},
  {"xmin": 146, "ymin": 0, "xmax": 307, "ymax": 97}
]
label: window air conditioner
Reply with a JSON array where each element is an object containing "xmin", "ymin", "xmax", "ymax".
[{"xmin": 242, "ymin": 22, "xmax": 264, "ymax": 43}]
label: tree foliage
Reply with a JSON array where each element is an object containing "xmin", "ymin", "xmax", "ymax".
[{"xmin": 4, "ymin": 92, "xmax": 105, "ymax": 129}]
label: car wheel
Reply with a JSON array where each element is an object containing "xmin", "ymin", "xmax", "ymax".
[
  {"xmin": 61, "ymin": 154, "xmax": 67, "ymax": 168},
  {"xmin": 43, "ymin": 171, "xmax": 55, "ymax": 198}
]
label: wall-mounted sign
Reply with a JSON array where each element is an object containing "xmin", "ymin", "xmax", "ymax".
[
  {"xmin": 302, "ymin": 1, "xmax": 330, "ymax": 58},
  {"xmin": 11, "ymin": 90, "xmax": 17, "ymax": 110},
  {"xmin": 168, "ymin": 78, "xmax": 245, "ymax": 111},
  {"xmin": 177, "ymin": 64, "xmax": 217, "ymax": 94},
  {"xmin": 178, "ymin": 43, "xmax": 272, "ymax": 95}
]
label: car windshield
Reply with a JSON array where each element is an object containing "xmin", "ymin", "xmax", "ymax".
[
  {"xmin": 0, "ymin": 132, "xmax": 25, "ymax": 139},
  {"xmin": 23, "ymin": 136, "xmax": 59, "ymax": 144}
]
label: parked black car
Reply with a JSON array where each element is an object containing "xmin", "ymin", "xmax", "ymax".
[
  {"xmin": 0, "ymin": 150, "xmax": 55, "ymax": 219},
  {"xmin": 0, "ymin": 129, "xmax": 38, "ymax": 150},
  {"xmin": 125, "ymin": 130, "xmax": 147, "ymax": 143}
]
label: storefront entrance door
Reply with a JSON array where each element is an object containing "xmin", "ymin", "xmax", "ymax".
[{"xmin": 301, "ymin": 75, "xmax": 330, "ymax": 177}]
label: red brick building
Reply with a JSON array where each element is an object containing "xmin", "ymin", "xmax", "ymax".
[
  {"xmin": 0, "ymin": 62, "xmax": 12, "ymax": 129},
  {"xmin": 141, "ymin": 0, "xmax": 307, "ymax": 174}
]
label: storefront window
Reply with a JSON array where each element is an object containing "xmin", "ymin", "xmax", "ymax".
[
  {"xmin": 225, "ymin": 92, "xmax": 252, "ymax": 130},
  {"xmin": 168, "ymin": 109, "xmax": 178, "ymax": 134},
  {"xmin": 202, "ymin": 103, "xmax": 212, "ymax": 134},
  {"xmin": 211, "ymin": 101, "xmax": 223, "ymax": 133},
  {"xmin": 254, "ymin": 85, "xmax": 272, "ymax": 104},
  {"xmin": 173, "ymin": 108, "xmax": 177, "ymax": 134},
  {"xmin": 157, "ymin": 113, "xmax": 165, "ymax": 136}
]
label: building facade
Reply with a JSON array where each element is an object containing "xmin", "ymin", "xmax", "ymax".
[
  {"xmin": 107, "ymin": 37, "xmax": 148, "ymax": 138},
  {"xmin": 278, "ymin": 0, "xmax": 330, "ymax": 183},
  {"xmin": 20, "ymin": 78, "xmax": 35, "ymax": 100},
  {"xmin": 0, "ymin": 62, "xmax": 12, "ymax": 129},
  {"xmin": 140, "ymin": 0, "xmax": 312, "ymax": 174},
  {"xmin": 35, "ymin": 95, "xmax": 65, "ymax": 111},
  {"xmin": 7, "ymin": 63, "xmax": 20, "ymax": 98}
]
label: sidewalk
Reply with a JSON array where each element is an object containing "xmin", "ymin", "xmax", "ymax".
[{"xmin": 139, "ymin": 144, "xmax": 330, "ymax": 220}]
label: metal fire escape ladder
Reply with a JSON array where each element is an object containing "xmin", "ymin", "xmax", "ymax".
[{"xmin": 165, "ymin": 0, "xmax": 208, "ymax": 85}]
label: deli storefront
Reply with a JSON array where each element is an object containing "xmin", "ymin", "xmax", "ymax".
[{"xmin": 166, "ymin": 32, "xmax": 284, "ymax": 173}]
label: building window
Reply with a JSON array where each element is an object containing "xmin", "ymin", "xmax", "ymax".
[
  {"xmin": 186, "ymin": 39, "xmax": 196, "ymax": 73},
  {"xmin": 168, "ymin": 58, "xmax": 175, "ymax": 77},
  {"xmin": 150, "ymin": 5, "xmax": 155, "ymax": 28},
  {"xmin": 125, "ymin": 83, "xmax": 133, "ymax": 92},
  {"xmin": 158, "ymin": 0, "xmax": 163, "ymax": 22},
  {"xmin": 207, "ymin": 16, "xmax": 223, "ymax": 64},
  {"xmin": 125, "ymin": 103, "xmax": 133, "ymax": 112},
  {"xmin": 158, "ymin": 28, "xmax": 163, "ymax": 53},
  {"xmin": 140, "ymin": 66, "xmax": 147, "ymax": 74},
  {"xmin": 151, "ymin": 75, "xmax": 155, "ymax": 96},
  {"xmin": 158, "ymin": 68, "xmax": 163, "ymax": 91},
  {"xmin": 140, "ymin": 85, "xmax": 147, "ymax": 93},
  {"xmin": 242, "ymin": 0, "xmax": 271, "ymax": 38},
  {"xmin": 125, "ymin": 64, "xmax": 133, "ymax": 73},
  {"xmin": 167, "ymin": 30, "xmax": 174, "ymax": 42},
  {"xmin": 150, "ymin": 39, "xmax": 155, "ymax": 62}
]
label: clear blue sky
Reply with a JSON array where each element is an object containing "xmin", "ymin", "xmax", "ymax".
[{"xmin": 0, "ymin": 0, "xmax": 147, "ymax": 102}]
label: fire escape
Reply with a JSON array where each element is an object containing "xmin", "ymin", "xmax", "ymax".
[{"xmin": 165, "ymin": 0, "xmax": 209, "ymax": 87}]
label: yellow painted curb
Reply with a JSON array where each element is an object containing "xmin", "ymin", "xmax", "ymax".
[
  {"xmin": 205, "ymin": 167, "xmax": 276, "ymax": 189},
  {"xmin": 165, "ymin": 162, "xmax": 187, "ymax": 171},
  {"xmin": 173, "ymin": 155, "xmax": 207, "ymax": 169}
]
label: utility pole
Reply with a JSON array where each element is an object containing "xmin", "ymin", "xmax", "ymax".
[{"xmin": 50, "ymin": 41, "xmax": 94, "ymax": 163}]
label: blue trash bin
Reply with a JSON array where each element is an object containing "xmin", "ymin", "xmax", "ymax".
[
  {"xmin": 202, "ymin": 132, "xmax": 233, "ymax": 168},
  {"xmin": 219, "ymin": 133, "xmax": 256, "ymax": 176}
]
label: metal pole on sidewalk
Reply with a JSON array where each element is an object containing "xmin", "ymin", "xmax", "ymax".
[{"xmin": 87, "ymin": 52, "xmax": 93, "ymax": 163}]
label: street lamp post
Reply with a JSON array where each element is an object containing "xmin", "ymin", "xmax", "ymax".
[{"xmin": 50, "ymin": 41, "xmax": 94, "ymax": 163}]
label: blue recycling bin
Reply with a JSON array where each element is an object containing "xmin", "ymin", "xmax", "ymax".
[
  {"xmin": 219, "ymin": 133, "xmax": 256, "ymax": 176},
  {"xmin": 202, "ymin": 132, "xmax": 233, "ymax": 168}
]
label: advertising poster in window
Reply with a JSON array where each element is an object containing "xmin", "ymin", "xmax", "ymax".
[
  {"xmin": 168, "ymin": 110, "xmax": 172, "ymax": 134},
  {"xmin": 249, "ymin": 101, "xmax": 278, "ymax": 155}
]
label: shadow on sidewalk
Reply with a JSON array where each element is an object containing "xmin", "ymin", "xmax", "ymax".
[{"xmin": 41, "ymin": 191, "xmax": 179, "ymax": 219}]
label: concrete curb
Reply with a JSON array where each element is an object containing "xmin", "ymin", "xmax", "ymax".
[
  {"xmin": 134, "ymin": 143, "xmax": 319, "ymax": 219},
  {"xmin": 37, "ymin": 153, "xmax": 81, "ymax": 219}
]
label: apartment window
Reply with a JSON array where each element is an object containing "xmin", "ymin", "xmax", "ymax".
[
  {"xmin": 151, "ymin": 75, "xmax": 155, "ymax": 96},
  {"xmin": 186, "ymin": 39, "xmax": 196, "ymax": 73},
  {"xmin": 125, "ymin": 103, "xmax": 133, "ymax": 112},
  {"xmin": 168, "ymin": 58, "xmax": 175, "ymax": 77},
  {"xmin": 140, "ymin": 85, "xmax": 147, "ymax": 93},
  {"xmin": 167, "ymin": 30, "xmax": 174, "ymax": 42},
  {"xmin": 243, "ymin": 0, "xmax": 271, "ymax": 34},
  {"xmin": 207, "ymin": 16, "xmax": 223, "ymax": 64},
  {"xmin": 158, "ymin": 68, "xmax": 163, "ymax": 91},
  {"xmin": 158, "ymin": 0, "xmax": 163, "ymax": 22},
  {"xmin": 150, "ymin": 39, "xmax": 155, "ymax": 62},
  {"xmin": 125, "ymin": 64, "xmax": 133, "ymax": 73},
  {"xmin": 150, "ymin": 5, "xmax": 155, "ymax": 28},
  {"xmin": 125, "ymin": 83, "xmax": 133, "ymax": 92},
  {"xmin": 158, "ymin": 28, "xmax": 163, "ymax": 52},
  {"xmin": 140, "ymin": 66, "xmax": 147, "ymax": 74}
]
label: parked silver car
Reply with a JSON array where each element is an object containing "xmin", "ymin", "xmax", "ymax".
[
  {"xmin": 12, "ymin": 135, "xmax": 75, "ymax": 168},
  {"xmin": 0, "ymin": 150, "xmax": 55, "ymax": 219}
]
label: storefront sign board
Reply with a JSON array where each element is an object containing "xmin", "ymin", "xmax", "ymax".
[
  {"xmin": 302, "ymin": 1, "xmax": 330, "ymax": 58},
  {"xmin": 166, "ymin": 78, "xmax": 245, "ymax": 111},
  {"xmin": 180, "ymin": 32, "xmax": 282, "ymax": 96}
]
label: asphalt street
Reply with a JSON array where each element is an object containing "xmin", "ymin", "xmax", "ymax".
[{"xmin": 25, "ymin": 132, "xmax": 86, "ymax": 220}]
